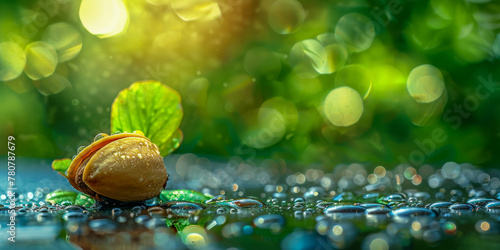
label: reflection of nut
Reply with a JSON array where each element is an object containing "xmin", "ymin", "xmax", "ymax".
[{"xmin": 66, "ymin": 131, "xmax": 167, "ymax": 202}]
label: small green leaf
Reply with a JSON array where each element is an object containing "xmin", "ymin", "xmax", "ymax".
[
  {"xmin": 52, "ymin": 158, "xmax": 72, "ymax": 177},
  {"xmin": 45, "ymin": 190, "xmax": 78, "ymax": 205},
  {"xmin": 111, "ymin": 80, "xmax": 183, "ymax": 157},
  {"xmin": 159, "ymin": 189, "xmax": 212, "ymax": 203},
  {"xmin": 75, "ymin": 193, "xmax": 95, "ymax": 207},
  {"xmin": 46, "ymin": 190, "xmax": 96, "ymax": 208}
]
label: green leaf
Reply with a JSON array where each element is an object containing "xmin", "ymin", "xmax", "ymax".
[
  {"xmin": 45, "ymin": 190, "xmax": 78, "ymax": 204},
  {"xmin": 159, "ymin": 189, "xmax": 212, "ymax": 203},
  {"xmin": 163, "ymin": 129, "xmax": 183, "ymax": 155},
  {"xmin": 111, "ymin": 80, "xmax": 183, "ymax": 157},
  {"xmin": 46, "ymin": 190, "xmax": 95, "ymax": 208},
  {"xmin": 75, "ymin": 193, "xmax": 95, "ymax": 207},
  {"xmin": 51, "ymin": 158, "xmax": 72, "ymax": 177},
  {"xmin": 174, "ymin": 219, "xmax": 191, "ymax": 232}
]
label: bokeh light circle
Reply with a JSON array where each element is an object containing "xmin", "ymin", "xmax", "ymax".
[
  {"xmin": 42, "ymin": 22, "xmax": 83, "ymax": 62},
  {"xmin": 171, "ymin": 0, "xmax": 221, "ymax": 22},
  {"xmin": 335, "ymin": 13, "xmax": 375, "ymax": 52},
  {"xmin": 79, "ymin": 0, "xmax": 129, "ymax": 38},
  {"xmin": 289, "ymin": 39, "xmax": 326, "ymax": 79},
  {"xmin": 268, "ymin": 0, "xmax": 305, "ymax": 34},
  {"xmin": 407, "ymin": 64, "xmax": 445, "ymax": 103},
  {"xmin": 0, "ymin": 42, "xmax": 26, "ymax": 81},
  {"xmin": 34, "ymin": 73, "xmax": 70, "ymax": 95},
  {"xmin": 243, "ymin": 107, "xmax": 287, "ymax": 149},
  {"xmin": 323, "ymin": 86, "xmax": 364, "ymax": 127},
  {"xmin": 261, "ymin": 97, "xmax": 298, "ymax": 130},
  {"xmin": 24, "ymin": 41, "xmax": 58, "ymax": 80},
  {"xmin": 318, "ymin": 44, "xmax": 348, "ymax": 74}
]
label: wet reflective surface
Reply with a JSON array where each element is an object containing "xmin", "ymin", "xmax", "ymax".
[{"xmin": 2, "ymin": 157, "xmax": 500, "ymax": 249}]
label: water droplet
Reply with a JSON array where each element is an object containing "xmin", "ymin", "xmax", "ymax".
[
  {"xmin": 145, "ymin": 198, "xmax": 159, "ymax": 206},
  {"xmin": 382, "ymin": 194, "xmax": 406, "ymax": 203},
  {"xmin": 362, "ymin": 193, "xmax": 380, "ymax": 202},
  {"xmin": 217, "ymin": 207, "xmax": 227, "ymax": 214},
  {"xmin": 304, "ymin": 187, "xmax": 325, "ymax": 202},
  {"xmin": 147, "ymin": 206, "xmax": 166, "ymax": 217},
  {"xmin": 77, "ymin": 146, "xmax": 86, "ymax": 154},
  {"xmin": 94, "ymin": 133, "xmax": 108, "ymax": 142},
  {"xmin": 391, "ymin": 207, "xmax": 436, "ymax": 223},
  {"xmin": 111, "ymin": 207, "xmax": 122, "ymax": 216},
  {"xmin": 449, "ymin": 203, "xmax": 475, "ymax": 215},
  {"xmin": 63, "ymin": 211, "xmax": 88, "ymax": 221},
  {"xmin": 61, "ymin": 201, "xmax": 73, "ymax": 206},
  {"xmin": 165, "ymin": 202, "xmax": 205, "ymax": 217},
  {"xmin": 467, "ymin": 198, "xmax": 495, "ymax": 207},
  {"xmin": 226, "ymin": 198, "xmax": 265, "ymax": 209},
  {"xmin": 324, "ymin": 205, "xmax": 366, "ymax": 220},
  {"xmin": 428, "ymin": 202, "xmax": 453, "ymax": 213},
  {"xmin": 485, "ymin": 201, "xmax": 500, "ymax": 214},
  {"xmin": 132, "ymin": 206, "xmax": 144, "ymax": 214},
  {"xmin": 333, "ymin": 192, "xmax": 355, "ymax": 202}
]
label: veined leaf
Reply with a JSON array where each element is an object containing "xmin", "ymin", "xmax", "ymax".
[{"xmin": 111, "ymin": 80, "xmax": 183, "ymax": 157}]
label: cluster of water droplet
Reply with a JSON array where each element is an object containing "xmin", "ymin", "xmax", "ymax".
[{"xmin": 2, "ymin": 157, "xmax": 500, "ymax": 249}]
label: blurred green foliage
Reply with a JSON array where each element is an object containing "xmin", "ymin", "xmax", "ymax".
[{"xmin": 1, "ymin": 0, "xmax": 500, "ymax": 168}]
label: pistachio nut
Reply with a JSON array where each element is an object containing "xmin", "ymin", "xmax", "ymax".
[{"xmin": 66, "ymin": 131, "xmax": 167, "ymax": 202}]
